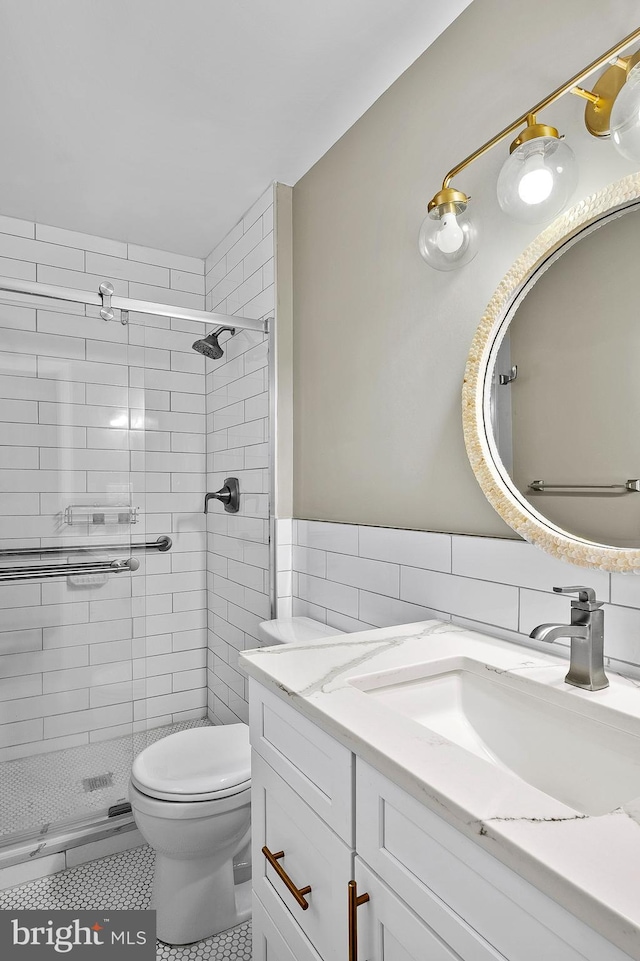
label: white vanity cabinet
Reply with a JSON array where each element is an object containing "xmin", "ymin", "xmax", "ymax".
[
  {"xmin": 250, "ymin": 681, "xmax": 353, "ymax": 961},
  {"xmin": 252, "ymin": 751, "xmax": 352, "ymax": 961},
  {"xmin": 249, "ymin": 680, "xmax": 634, "ymax": 961}
]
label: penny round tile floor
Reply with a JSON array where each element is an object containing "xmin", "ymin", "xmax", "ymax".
[{"xmin": 0, "ymin": 844, "xmax": 251, "ymax": 961}]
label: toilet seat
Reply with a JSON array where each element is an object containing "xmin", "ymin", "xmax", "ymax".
[
  {"xmin": 129, "ymin": 780, "xmax": 251, "ymax": 820},
  {"xmin": 131, "ymin": 724, "xmax": 250, "ymax": 803}
]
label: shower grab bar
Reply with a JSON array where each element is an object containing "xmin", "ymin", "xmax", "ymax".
[
  {"xmin": 0, "ymin": 557, "xmax": 140, "ymax": 582},
  {"xmin": 528, "ymin": 480, "xmax": 640, "ymax": 494},
  {"xmin": 0, "ymin": 535, "xmax": 172, "ymax": 558}
]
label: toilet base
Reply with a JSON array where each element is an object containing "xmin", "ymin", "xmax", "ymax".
[{"xmin": 154, "ymin": 853, "xmax": 251, "ymax": 945}]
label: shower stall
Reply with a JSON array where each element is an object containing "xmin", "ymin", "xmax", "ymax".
[{"xmin": 0, "ymin": 261, "xmax": 271, "ymax": 869}]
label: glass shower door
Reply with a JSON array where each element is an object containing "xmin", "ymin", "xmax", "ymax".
[{"xmin": 0, "ymin": 296, "xmax": 138, "ymax": 849}]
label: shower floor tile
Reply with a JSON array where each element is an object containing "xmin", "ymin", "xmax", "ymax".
[
  {"xmin": 0, "ymin": 718, "xmax": 212, "ymax": 840},
  {"xmin": 0, "ymin": 844, "xmax": 252, "ymax": 960}
]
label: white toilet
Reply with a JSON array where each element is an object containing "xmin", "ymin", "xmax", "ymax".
[
  {"xmin": 129, "ymin": 724, "xmax": 251, "ymax": 944},
  {"xmin": 129, "ymin": 617, "xmax": 344, "ymax": 945}
]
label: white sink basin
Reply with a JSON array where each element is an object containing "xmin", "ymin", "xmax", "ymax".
[{"xmin": 350, "ymin": 657, "xmax": 640, "ymax": 815}]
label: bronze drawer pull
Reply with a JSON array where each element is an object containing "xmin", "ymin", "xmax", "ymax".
[
  {"xmin": 348, "ymin": 880, "xmax": 370, "ymax": 961},
  {"xmin": 262, "ymin": 845, "xmax": 312, "ymax": 910}
]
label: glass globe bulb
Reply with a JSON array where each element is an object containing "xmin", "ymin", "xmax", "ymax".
[
  {"xmin": 518, "ymin": 163, "xmax": 554, "ymax": 205},
  {"xmin": 436, "ymin": 212, "xmax": 465, "ymax": 253},
  {"xmin": 418, "ymin": 206, "xmax": 478, "ymax": 271},
  {"xmin": 497, "ymin": 136, "xmax": 578, "ymax": 224},
  {"xmin": 610, "ymin": 62, "xmax": 640, "ymax": 162}
]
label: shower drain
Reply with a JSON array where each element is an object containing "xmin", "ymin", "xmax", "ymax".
[{"xmin": 82, "ymin": 772, "xmax": 114, "ymax": 793}]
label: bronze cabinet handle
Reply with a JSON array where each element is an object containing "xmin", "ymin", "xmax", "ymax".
[
  {"xmin": 262, "ymin": 845, "xmax": 312, "ymax": 910},
  {"xmin": 348, "ymin": 880, "xmax": 370, "ymax": 961}
]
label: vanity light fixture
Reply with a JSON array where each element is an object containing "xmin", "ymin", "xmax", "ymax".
[
  {"xmin": 419, "ymin": 27, "xmax": 640, "ymax": 269},
  {"xmin": 417, "ymin": 187, "xmax": 478, "ymax": 270},
  {"xmin": 496, "ymin": 116, "xmax": 578, "ymax": 223},
  {"xmin": 610, "ymin": 61, "xmax": 640, "ymax": 160}
]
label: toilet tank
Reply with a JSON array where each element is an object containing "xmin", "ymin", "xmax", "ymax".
[{"xmin": 257, "ymin": 617, "xmax": 345, "ymax": 645}]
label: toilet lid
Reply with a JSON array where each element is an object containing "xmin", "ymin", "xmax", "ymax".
[{"xmin": 130, "ymin": 724, "xmax": 251, "ymax": 802}]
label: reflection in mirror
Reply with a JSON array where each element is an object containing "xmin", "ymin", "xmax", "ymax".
[{"xmin": 490, "ymin": 207, "xmax": 640, "ymax": 547}]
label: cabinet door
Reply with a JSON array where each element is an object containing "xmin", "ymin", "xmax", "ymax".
[
  {"xmin": 252, "ymin": 892, "xmax": 323, "ymax": 961},
  {"xmin": 252, "ymin": 750, "xmax": 352, "ymax": 961},
  {"xmin": 356, "ymin": 761, "xmax": 632, "ymax": 961},
  {"xmin": 354, "ymin": 858, "xmax": 504, "ymax": 961}
]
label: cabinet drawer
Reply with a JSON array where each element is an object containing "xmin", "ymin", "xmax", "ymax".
[
  {"xmin": 356, "ymin": 760, "xmax": 631, "ymax": 961},
  {"xmin": 252, "ymin": 750, "xmax": 352, "ymax": 961},
  {"xmin": 249, "ymin": 679, "xmax": 353, "ymax": 843},
  {"xmin": 354, "ymin": 857, "xmax": 503, "ymax": 961},
  {"xmin": 252, "ymin": 891, "xmax": 322, "ymax": 961}
]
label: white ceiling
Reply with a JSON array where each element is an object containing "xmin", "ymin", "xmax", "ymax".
[{"xmin": 0, "ymin": 0, "xmax": 471, "ymax": 257}]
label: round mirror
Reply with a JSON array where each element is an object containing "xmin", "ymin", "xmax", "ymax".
[{"xmin": 463, "ymin": 172, "xmax": 640, "ymax": 572}]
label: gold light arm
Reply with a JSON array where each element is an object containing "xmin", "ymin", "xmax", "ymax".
[
  {"xmin": 440, "ymin": 26, "xmax": 640, "ymax": 191},
  {"xmin": 570, "ymin": 86, "xmax": 602, "ymax": 105},
  {"xmin": 611, "ymin": 56, "xmax": 629, "ymax": 69}
]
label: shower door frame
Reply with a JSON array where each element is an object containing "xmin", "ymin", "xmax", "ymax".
[{"xmin": 0, "ymin": 275, "xmax": 267, "ymax": 333}]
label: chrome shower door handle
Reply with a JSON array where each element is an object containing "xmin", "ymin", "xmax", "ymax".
[{"xmin": 204, "ymin": 477, "xmax": 240, "ymax": 514}]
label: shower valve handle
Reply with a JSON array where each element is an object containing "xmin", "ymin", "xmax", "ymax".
[{"xmin": 204, "ymin": 477, "xmax": 240, "ymax": 514}]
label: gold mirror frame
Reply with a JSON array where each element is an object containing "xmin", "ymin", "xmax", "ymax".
[{"xmin": 462, "ymin": 171, "xmax": 640, "ymax": 573}]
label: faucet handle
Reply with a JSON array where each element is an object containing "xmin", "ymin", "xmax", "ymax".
[
  {"xmin": 553, "ymin": 586, "xmax": 595, "ymax": 602},
  {"xmin": 553, "ymin": 586, "xmax": 603, "ymax": 610}
]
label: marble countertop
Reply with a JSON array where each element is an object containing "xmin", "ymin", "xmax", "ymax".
[{"xmin": 240, "ymin": 620, "xmax": 640, "ymax": 961}]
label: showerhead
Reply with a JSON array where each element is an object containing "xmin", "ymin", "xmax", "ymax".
[
  {"xmin": 192, "ymin": 326, "xmax": 236, "ymax": 360},
  {"xmin": 192, "ymin": 333, "xmax": 223, "ymax": 359}
]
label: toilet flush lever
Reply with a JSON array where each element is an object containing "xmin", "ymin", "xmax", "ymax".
[{"xmin": 204, "ymin": 477, "xmax": 240, "ymax": 514}]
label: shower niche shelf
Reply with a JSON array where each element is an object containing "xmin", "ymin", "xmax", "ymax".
[{"xmin": 64, "ymin": 504, "xmax": 139, "ymax": 526}]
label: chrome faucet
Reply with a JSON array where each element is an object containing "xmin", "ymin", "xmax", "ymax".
[{"xmin": 530, "ymin": 586, "xmax": 609, "ymax": 691}]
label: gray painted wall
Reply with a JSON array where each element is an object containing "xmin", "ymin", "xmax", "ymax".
[{"xmin": 292, "ymin": 0, "xmax": 640, "ymax": 535}]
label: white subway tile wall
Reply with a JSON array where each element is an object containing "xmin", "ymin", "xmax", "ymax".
[
  {"xmin": 204, "ymin": 185, "xmax": 274, "ymax": 724},
  {"xmin": 285, "ymin": 520, "xmax": 640, "ymax": 679},
  {"xmin": 0, "ymin": 216, "xmax": 209, "ymax": 763}
]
